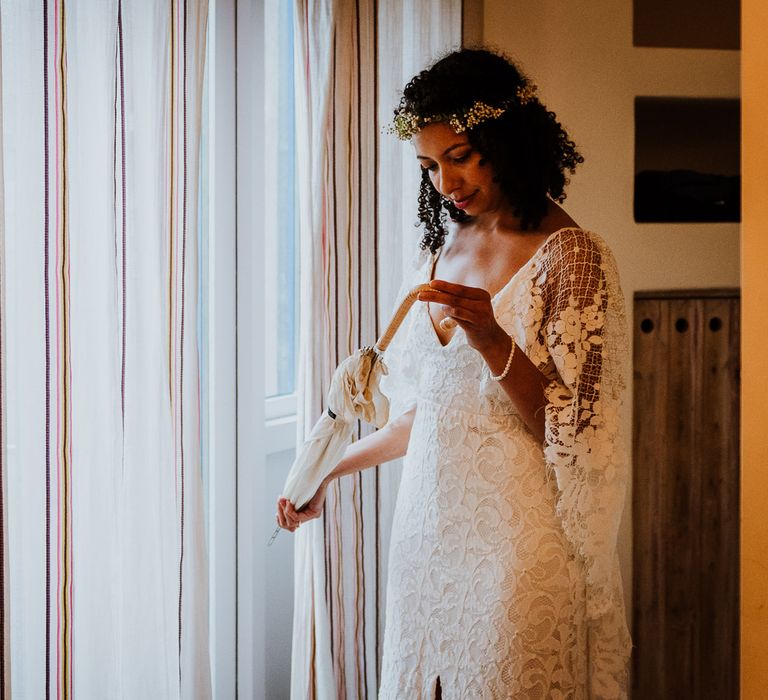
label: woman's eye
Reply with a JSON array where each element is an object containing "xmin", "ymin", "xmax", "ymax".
[
  {"xmin": 452, "ymin": 152, "xmax": 471, "ymax": 164},
  {"xmin": 421, "ymin": 163, "xmax": 438, "ymax": 173}
]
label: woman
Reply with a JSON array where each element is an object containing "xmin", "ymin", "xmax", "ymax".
[{"xmin": 278, "ymin": 48, "xmax": 631, "ymax": 699}]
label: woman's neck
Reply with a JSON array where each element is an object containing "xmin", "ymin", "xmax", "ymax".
[{"xmin": 457, "ymin": 199, "xmax": 577, "ymax": 239}]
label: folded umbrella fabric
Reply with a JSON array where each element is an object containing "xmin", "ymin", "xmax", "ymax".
[
  {"xmin": 279, "ymin": 347, "xmax": 389, "ymax": 510},
  {"xmin": 269, "ymin": 283, "xmax": 431, "ymax": 544}
]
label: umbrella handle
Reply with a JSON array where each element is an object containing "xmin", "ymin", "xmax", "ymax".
[
  {"xmin": 375, "ymin": 283, "xmax": 433, "ymax": 352},
  {"xmin": 271, "ymin": 283, "xmax": 433, "ymax": 548},
  {"xmin": 268, "ymin": 501, "xmax": 313, "ymax": 546},
  {"xmin": 268, "ymin": 526, "xmax": 280, "ymax": 546}
]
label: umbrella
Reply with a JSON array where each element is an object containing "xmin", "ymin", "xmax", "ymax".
[{"xmin": 268, "ymin": 282, "xmax": 434, "ymax": 545}]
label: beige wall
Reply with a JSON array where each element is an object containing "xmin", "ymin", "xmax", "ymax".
[
  {"xmin": 741, "ymin": 1, "xmax": 768, "ymax": 695},
  {"xmin": 482, "ymin": 0, "xmax": 740, "ymax": 625}
]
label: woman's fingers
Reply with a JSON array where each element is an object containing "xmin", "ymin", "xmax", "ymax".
[
  {"xmin": 419, "ymin": 294, "xmax": 490, "ymax": 329},
  {"xmin": 284, "ymin": 500, "xmax": 302, "ymax": 529},
  {"xmin": 418, "ymin": 289, "xmax": 491, "ymax": 320},
  {"xmin": 276, "ymin": 500, "xmax": 291, "ymax": 530},
  {"xmin": 277, "ymin": 500, "xmax": 292, "ymax": 531},
  {"xmin": 418, "ymin": 281, "xmax": 506, "ymax": 352},
  {"xmin": 417, "ymin": 288, "xmax": 487, "ymax": 308},
  {"xmin": 277, "ymin": 498, "xmax": 300, "ymax": 531},
  {"xmin": 427, "ymin": 278, "xmax": 491, "ymax": 300},
  {"xmin": 276, "ymin": 485, "xmax": 327, "ymax": 533},
  {"xmin": 439, "ymin": 304, "xmax": 475, "ymax": 325}
]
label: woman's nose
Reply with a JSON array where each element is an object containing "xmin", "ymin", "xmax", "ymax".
[{"xmin": 437, "ymin": 166, "xmax": 461, "ymax": 196}]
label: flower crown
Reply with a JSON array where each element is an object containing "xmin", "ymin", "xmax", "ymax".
[{"xmin": 389, "ymin": 82, "xmax": 537, "ymax": 141}]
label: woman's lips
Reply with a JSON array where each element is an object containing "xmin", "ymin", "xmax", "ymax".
[{"xmin": 452, "ymin": 192, "xmax": 476, "ymax": 210}]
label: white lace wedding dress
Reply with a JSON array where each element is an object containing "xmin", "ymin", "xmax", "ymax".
[{"xmin": 378, "ymin": 228, "xmax": 631, "ymax": 700}]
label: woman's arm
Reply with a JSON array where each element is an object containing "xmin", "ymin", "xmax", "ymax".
[
  {"xmin": 321, "ymin": 405, "xmax": 416, "ymax": 483},
  {"xmin": 478, "ymin": 333, "xmax": 548, "ymax": 443},
  {"xmin": 277, "ymin": 406, "xmax": 416, "ymax": 531}
]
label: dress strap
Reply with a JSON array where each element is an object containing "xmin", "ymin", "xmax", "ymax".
[{"xmin": 428, "ymin": 247, "xmax": 443, "ymax": 283}]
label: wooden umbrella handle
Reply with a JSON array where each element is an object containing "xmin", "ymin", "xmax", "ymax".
[{"xmin": 375, "ymin": 283, "xmax": 433, "ymax": 352}]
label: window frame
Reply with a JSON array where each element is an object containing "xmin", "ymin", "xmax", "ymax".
[
  {"xmin": 207, "ymin": 2, "xmax": 299, "ymax": 697},
  {"xmin": 206, "ymin": 0, "xmax": 240, "ymax": 696},
  {"xmin": 206, "ymin": 0, "xmax": 275, "ymax": 697}
]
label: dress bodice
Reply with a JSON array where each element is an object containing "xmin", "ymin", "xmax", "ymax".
[{"xmin": 410, "ymin": 302, "xmax": 520, "ymax": 418}]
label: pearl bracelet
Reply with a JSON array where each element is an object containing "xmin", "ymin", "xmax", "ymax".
[{"xmin": 490, "ymin": 336, "xmax": 516, "ymax": 381}]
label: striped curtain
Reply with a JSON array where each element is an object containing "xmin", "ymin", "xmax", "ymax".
[
  {"xmin": 1, "ymin": 1, "xmax": 210, "ymax": 697},
  {"xmin": 374, "ymin": 0, "xmax": 463, "ymax": 612},
  {"xmin": 291, "ymin": 2, "xmax": 460, "ymax": 697}
]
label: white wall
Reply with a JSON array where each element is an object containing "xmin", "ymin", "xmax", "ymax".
[{"xmin": 482, "ymin": 0, "xmax": 740, "ymax": 619}]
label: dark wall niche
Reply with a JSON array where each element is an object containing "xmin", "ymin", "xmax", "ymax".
[
  {"xmin": 633, "ymin": 0, "xmax": 740, "ymax": 50},
  {"xmin": 634, "ymin": 97, "xmax": 740, "ymax": 223}
]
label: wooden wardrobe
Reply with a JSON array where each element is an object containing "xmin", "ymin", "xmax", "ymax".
[{"xmin": 632, "ymin": 289, "xmax": 740, "ymax": 699}]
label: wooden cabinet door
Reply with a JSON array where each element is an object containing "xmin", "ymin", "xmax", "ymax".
[{"xmin": 632, "ymin": 290, "xmax": 740, "ymax": 700}]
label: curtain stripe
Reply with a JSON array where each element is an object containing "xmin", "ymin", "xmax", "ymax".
[
  {"xmin": 354, "ymin": 11, "xmax": 365, "ymax": 689},
  {"xmin": 354, "ymin": 7, "xmax": 371, "ymax": 695},
  {"xmin": 168, "ymin": 0, "xmax": 175, "ymax": 404},
  {"xmin": 371, "ymin": 4, "xmax": 380, "ymax": 682},
  {"xmin": 51, "ymin": 0, "xmax": 74, "ymax": 696},
  {"xmin": 374, "ymin": 463, "xmax": 380, "ymax": 683},
  {"xmin": 356, "ymin": 472, "xmax": 367, "ymax": 700},
  {"xmin": 177, "ymin": 0, "xmax": 189, "ymax": 678},
  {"xmin": 43, "ymin": 0, "xmax": 53, "ymax": 696},
  {"xmin": 117, "ymin": 0, "xmax": 126, "ymax": 434}
]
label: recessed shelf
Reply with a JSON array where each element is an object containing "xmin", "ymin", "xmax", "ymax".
[
  {"xmin": 634, "ymin": 97, "xmax": 740, "ymax": 223},
  {"xmin": 633, "ymin": 0, "xmax": 740, "ymax": 50}
]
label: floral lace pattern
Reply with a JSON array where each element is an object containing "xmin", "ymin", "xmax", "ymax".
[{"xmin": 380, "ymin": 229, "xmax": 630, "ymax": 699}]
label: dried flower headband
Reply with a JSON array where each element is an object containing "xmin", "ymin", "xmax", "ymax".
[{"xmin": 389, "ymin": 82, "xmax": 537, "ymax": 141}]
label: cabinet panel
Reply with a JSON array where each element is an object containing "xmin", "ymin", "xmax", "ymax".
[{"xmin": 632, "ymin": 292, "xmax": 739, "ymax": 699}]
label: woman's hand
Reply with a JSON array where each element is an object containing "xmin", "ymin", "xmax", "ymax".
[
  {"xmin": 417, "ymin": 279, "xmax": 506, "ymax": 354},
  {"xmin": 420, "ymin": 278, "xmax": 549, "ymax": 442},
  {"xmin": 276, "ymin": 481, "xmax": 328, "ymax": 533}
]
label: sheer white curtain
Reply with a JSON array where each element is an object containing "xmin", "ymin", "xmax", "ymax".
[
  {"xmin": 1, "ymin": 1, "xmax": 210, "ymax": 697},
  {"xmin": 375, "ymin": 0, "xmax": 463, "ymax": 621},
  {"xmin": 291, "ymin": 2, "xmax": 461, "ymax": 697}
]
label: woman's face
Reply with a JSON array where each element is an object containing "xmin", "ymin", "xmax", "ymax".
[{"xmin": 412, "ymin": 122, "xmax": 506, "ymax": 217}]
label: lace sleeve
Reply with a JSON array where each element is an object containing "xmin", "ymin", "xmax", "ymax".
[{"xmin": 540, "ymin": 230, "xmax": 630, "ymax": 622}]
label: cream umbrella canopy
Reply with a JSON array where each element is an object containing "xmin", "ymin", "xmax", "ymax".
[{"xmin": 269, "ymin": 283, "xmax": 437, "ymax": 544}]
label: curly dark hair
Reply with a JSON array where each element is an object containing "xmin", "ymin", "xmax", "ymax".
[{"xmin": 396, "ymin": 48, "xmax": 584, "ymax": 254}]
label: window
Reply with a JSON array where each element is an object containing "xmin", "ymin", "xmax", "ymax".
[{"xmin": 264, "ymin": 0, "xmax": 299, "ymax": 406}]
